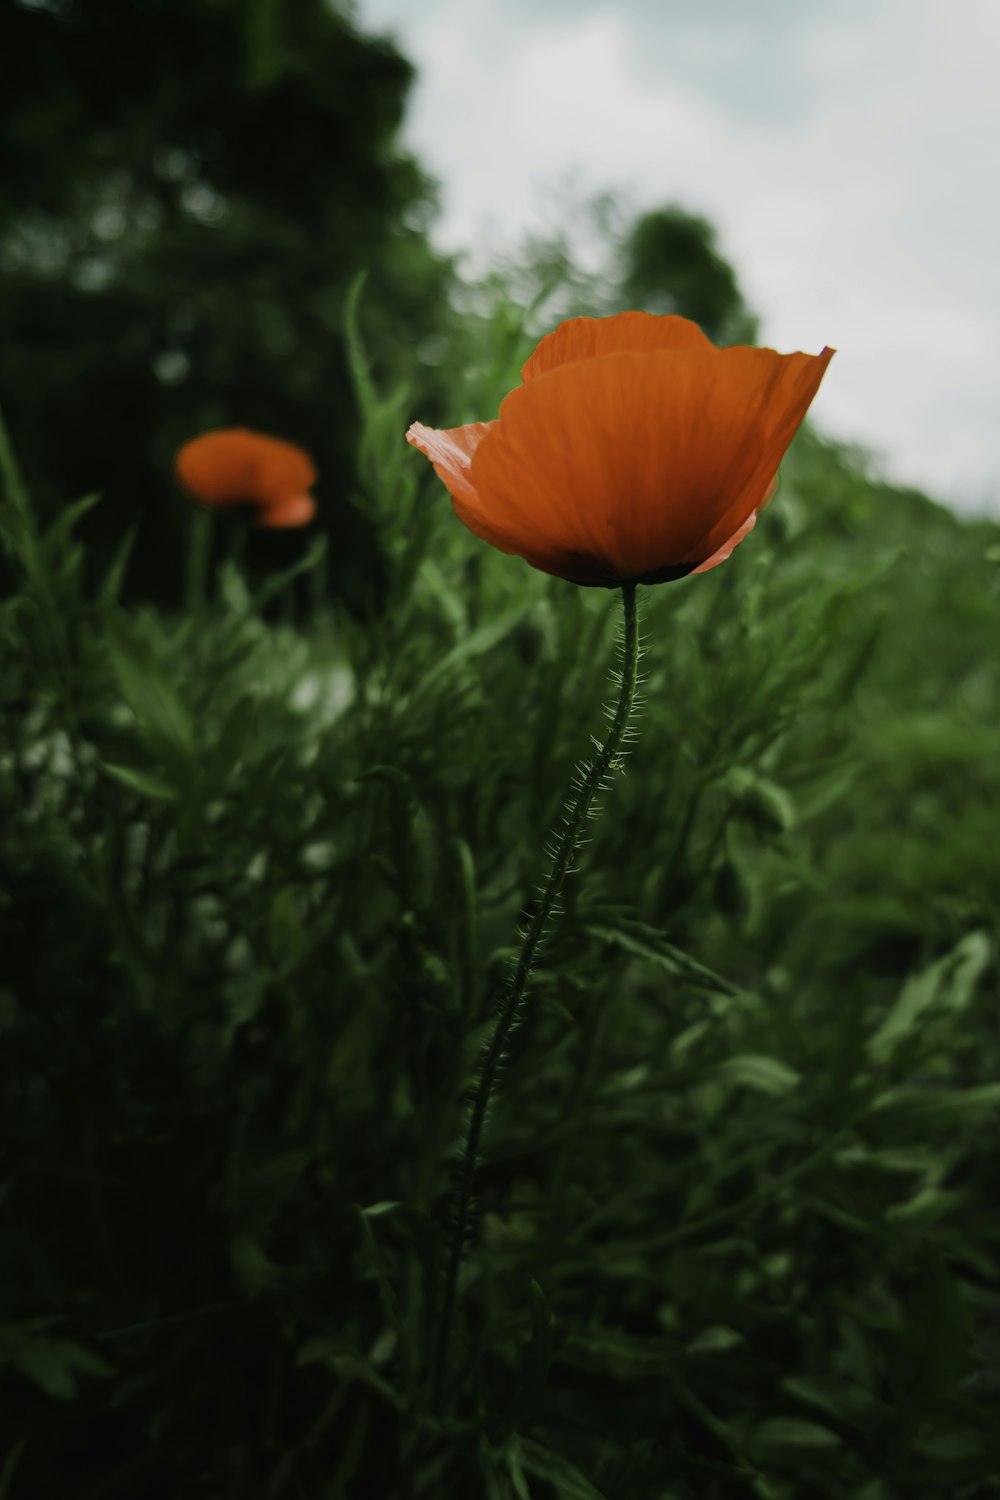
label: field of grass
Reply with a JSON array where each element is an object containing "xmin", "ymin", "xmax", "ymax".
[{"xmin": 2, "ymin": 299, "xmax": 1000, "ymax": 1499}]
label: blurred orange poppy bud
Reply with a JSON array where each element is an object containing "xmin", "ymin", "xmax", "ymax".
[
  {"xmin": 407, "ymin": 312, "xmax": 833, "ymax": 585},
  {"xmin": 174, "ymin": 428, "xmax": 317, "ymax": 529}
]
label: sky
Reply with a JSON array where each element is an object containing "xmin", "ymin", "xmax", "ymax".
[{"xmin": 359, "ymin": 0, "xmax": 1000, "ymax": 515}]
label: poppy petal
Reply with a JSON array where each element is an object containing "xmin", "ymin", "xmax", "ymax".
[
  {"xmin": 521, "ymin": 310, "xmax": 713, "ymax": 383},
  {"xmin": 468, "ymin": 343, "xmax": 833, "ymax": 582},
  {"xmin": 175, "ymin": 428, "xmax": 260, "ymax": 508},
  {"xmin": 691, "ymin": 346, "xmax": 834, "ymax": 562},
  {"xmin": 691, "ymin": 509, "xmax": 758, "ymax": 576},
  {"xmin": 174, "ymin": 428, "xmax": 317, "ymax": 513},
  {"xmin": 407, "ymin": 313, "xmax": 833, "ymax": 586},
  {"xmin": 406, "ymin": 420, "xmax": 494, "ymax": 511},
  {"xmin": 251, "ymin": 438, "xmax": 317, "ymax": 505},
  {"xmin": 690, "ymin": 472, "xmax": 781, "ymax": 577},
  {"xmin": 258, "ymin": 493, "xmax": 317, "ymax": 529},
  {"xmin": 406, "ymin": 418, "xmax": 557, "ymax": 564}
]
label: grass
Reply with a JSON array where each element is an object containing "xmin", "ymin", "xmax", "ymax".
[{"xmin": 1, "ymin": 303, "xmax": 1000, "ymax": 1499}]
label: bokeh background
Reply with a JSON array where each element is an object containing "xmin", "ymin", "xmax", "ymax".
[{"xmin": 4, "ymin": 3, "xmax": 1000, "ymax": 1498}]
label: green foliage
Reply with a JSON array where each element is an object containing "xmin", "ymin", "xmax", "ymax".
[
  {"xmin": 0, "ymin": 0, "xmax": 455, "ymax": 605},
  {"xmin": 3, "ymin": 281, "xmax": 1000, "ymax": 1500},
  {"xmin": 457, "ymin": 189, "xmax": 758, "ymax": 362},
  {"xmin": 621, "ymin": 205, "xmax": 758, "ymax": 342}
]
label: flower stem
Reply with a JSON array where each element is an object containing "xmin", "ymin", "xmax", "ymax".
[
  {"xmin": 432, "ymin": 580, "xmax": 641, "ymax": 1412},
  {"xmin": 185, "ymin": 507, "xmax": 213, "ymax": 613}
]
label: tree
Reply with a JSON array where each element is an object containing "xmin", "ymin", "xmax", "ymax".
[
  {"xmin": 620, "ymin": 204, "xmax": 757, "ymax": 344},
  {"xmin": 0, "ymin": 0, "xmax": 454, "ymax": 605}
]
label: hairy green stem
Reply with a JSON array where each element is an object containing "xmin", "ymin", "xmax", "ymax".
[{"xmin": 432, "ymin": 581, "xmax": 641, "ymax": 1411}]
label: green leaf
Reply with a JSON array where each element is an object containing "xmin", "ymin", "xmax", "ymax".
[
  {"xmin": 255, "ymin": 533, "xmax": 327, "ymax": 609},
  {"xmin": 725, "ymin": 765, "xmax": 797, "ymax": 833},
  {"xmin": 483, "ymin": 1468, "xmax": 519, "ymax": 1500},
  {"xmin": 687, "ymin": 1324, "xmax": 746, "ymax": 1355},
  {"xmin": 585, "ymin": 919, "xmax": 739, "ymax": 996},
  {"xmin": 267, "ymin": 888, "xmax": 306, "ymax": 961},
  {"xmin": 752, "ymin": 1417, "xmax": 842, "ymax": 1452},
  {"xmin": 219, "ymin": 561, "xmax": 252, "ymax": 615},
  {"xmin": 411, "ymin": 602, "xmax": 528, "ymax": 701},
  {"xmin": 0, "ymin": 1437, "xmax": 27, "ymax": 1500},
  {"xmin": 915, "ymin": 1428, "xmax": 985, "ymax": 1461},
  {"xmin": 868, "ymin": 930, "xmax": 990, "ymax": 1062},
  {"xmin": 229, "ymin": 1233, "xmax": 282, "ymax": 1296},
  {"xmin": 670, "ymin": 1020, "xmax": 712, "ymax": 1058},
  {"xmin": 503, "ymin": 1436, "xmax": 533, "ymax": 1500},
  {"xmin": 296, "ymin": 1338, "xmax": 400, "ymax": 1407},
  {"xmin": 45, "ymin": 492, "xmax": 101, "ymax": 551},
  {"xmin": 561, "ymin": 1327, "xmax": 681, "ymax": 1379},
  {"xmin": 713, "ymin": 1054, "xmax": 802, "ymax": 1095},
  {"xmin": 801, "ymin": 1194, "xmax": 881, "ymax": 1238},
  {"xmin": 2, "ymin": 1334, "xmax": 111, "ymax": 1401},
  {"xmin": 355, "ymin": 763, "xmax": 413, "ymax": 796},
  {"xmin": 833, "ymin": 1144, "xmax": 938, "ymax": 1175},
  {"xmin": 517, "ymin": 1437, "xmax": 609, "ymax": 1500},
  {"xmin": 98, "ymin": 522, "xmax": 138, "ymax": 607},
  {"xmin": 452, "ymin": 835, "xmax": 478, "ymax": 1006},
  {"xmin": 106, "ymin": 627, "xmax": 196, "ymax": 759},
  {"xmin": 353, "ymin": 1205, "xmax": 401, "ymax": 1339},
  {"xmin": 343, "ymin": 270, "xmax": 377, "ymax": 418},
  {"xmin": 884, "ymin": 1185, "xmax": 967, "ymax": 1229},
  {"xmin": 100, "ymin": 761, "xmax": 178, "ymax": 801},
  {"xmin": 871, "ymin": 1081, "xmax": 1000, "ymax": 1126},
  {"xmin": 781, "ymin": 1373, "xmax": 887, "ymax": 1430}
]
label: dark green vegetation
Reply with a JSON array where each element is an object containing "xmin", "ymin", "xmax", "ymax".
[
  {"xmin": 3, "ymin": 304, "xmax": 1000, "ymax": 1496},
  {"xmin": 0, "ymin": 0, "xmax": 452, "ymax": 608},
  {"xmin": 4, "ymin": 1, "xmax": 1000, "ymax": 1495},
  {"xmin": 621, "ymin": 206, "xmax": 757, "ymax": 343}
]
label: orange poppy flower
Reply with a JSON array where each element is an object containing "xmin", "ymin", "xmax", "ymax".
[
  {"xmin": 407, "ymin": 312, "xmax": 833, "ymax": 585},
  {"xmin": 174, "ymin": 428, "xmax": 317, "ymax": 529}
]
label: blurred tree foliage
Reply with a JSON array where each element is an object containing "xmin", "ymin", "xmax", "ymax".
[
  {"xmin": 621, "ymin": 204, "xmax": 758, "ymax": 343},
  {"xmin": 0, "ymin": 0, "xmax": 455, "ymax": 605},
  {"xmin": 468, "ymin": 190, "xmax": 759, "ymax": 361}
]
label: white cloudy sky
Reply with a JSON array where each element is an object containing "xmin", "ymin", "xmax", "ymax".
[{"xmin": 359, "ymin": 0, "xmax": 1000, "ymax": 514}]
